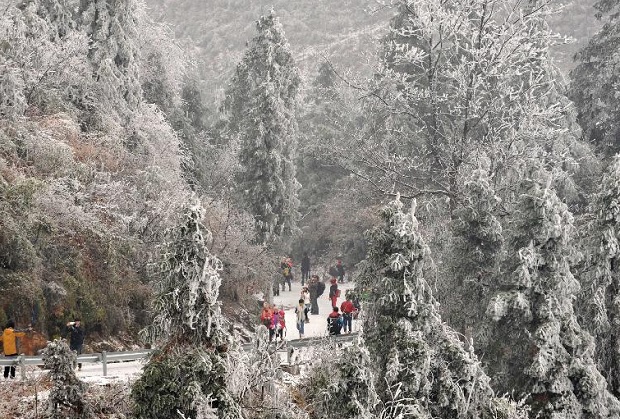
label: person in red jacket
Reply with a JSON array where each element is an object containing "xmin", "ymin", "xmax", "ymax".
[
  {"xmin": 328, "ymin": 277, "xmax": 339, "ymax": 308},
  {"xmin": 260, "ymin": 302, "xmax": 273, "ymax": 330},
  {"xmin": 270, "ymin": 307, "xmax": 286, "ymax": 343},
  {"xmin": 340, "ymin": 295, "xmax": 356, "ymax": 334}
]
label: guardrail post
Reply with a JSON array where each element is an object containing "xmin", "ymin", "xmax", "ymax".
[
  {"xmin": 19, "ymin": 355, "xmax": 25, "ymax": 380},
  {"xmin": 102, "ymin": 351, "xmax": 107, "ymax": 376}
]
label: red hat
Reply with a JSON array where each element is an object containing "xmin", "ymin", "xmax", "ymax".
[{"xmin": 330, "ymin": 277, "xmax": 337, "ymax": 284}]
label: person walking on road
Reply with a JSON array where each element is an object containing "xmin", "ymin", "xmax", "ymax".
[
  {"xmin": 340, "ymin": 295, "xmax": 356, "ymax": 334},
  {"xmin": 1, "ymin": 320, "xmax": 30, "ymax": 379},
  {"xmin": 301, "ymin": 253, "xmax": 310, "ymax": 286},
  {"xmin": 67, "ymin": 318, "xmax": 85, "ymax": 370},
  {"xmin": 300, "ymin": 286, "xmax": 311, "ymax": 322},
  {"xmin": 260, "ymin": 302, "xmax": 274, "ymax": 329},
  {"xmin": 328, "ymin": 277, "xmax": 340, "ymax": 309},
  {"xmin": 295, "ymin": 299, "xmax": 306, "ymax": 338},
  {"xmin": 336, "ymin": 258, "xmax": 346, "ymax": 283}
]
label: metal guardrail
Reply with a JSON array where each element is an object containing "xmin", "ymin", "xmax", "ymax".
[
  {"xmin": 0, "ymin": 349, "xmax": 152, "ymax": 380},
  {"xmin": 0, "ymin": 333, "xmax": 359, "ymax": 380}
]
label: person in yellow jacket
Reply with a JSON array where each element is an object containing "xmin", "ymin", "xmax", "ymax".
[{"xmin": 2, "ymin": 320, "xmax": 30, "ymax": 379}]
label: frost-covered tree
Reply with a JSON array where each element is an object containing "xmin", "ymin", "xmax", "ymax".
[
  {"xmin": 569, "ymin": 0, "xmax": 620, "ymax": 157},
  {"xmin": 77, "ymin": 0, "xmax": 143, "ymax": 123},
  {"xmin": 132, "ymin": 200, "xmax": 242, "ymax": 419},
  {"xmin": 42, "ymin": 339, "xmax": 91, "ymax": 419},
  {"xmin": 356, "ymin": 196, "xmax": 525, "ymax": 419},
  {"xmin": 587, "ymin": 154, "xmax": 620, "ymax": 394},
  {"xmin": 300, "ymin": 343, "xmax": 378, "ymax": 419},
  {"xmin": 444, "ymin": 164, "xmax": 504, "ymax": 349},
  {"xmin": 0, "ymin": 2, "xmax": 89, "ymax": 118},
  {"xmin": 488, "ymin": 171, "xmax": 620, "ymax": 418},
  {"xmin": 336, "ymin": 0, "xmax": 591, "ymax": 207},
  {"xmin": 222, "ymin": 10, "xmax": 301, "ymax": 244}
]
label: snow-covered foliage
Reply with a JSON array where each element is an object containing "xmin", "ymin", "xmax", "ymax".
[
  {"xmin": 300, "ymin": 342, "xmax": 378, "ymax": 419},
  {"xmin": 488, "ymin": 171, "xmax": 620, "ymax": 418},
  {"xmin": 569, "ymin": 0, "xmax": 620, "ymax": 156},
  {"xmin": 585, "ymin": 154, "xmax": 620, "ymax": 394},
  {"xmin": 42, "ymin": 338, "xmax": 91, "ymax": 419},
  {"xmin": 353, "ymin": 196, "xmax": 526, "ymax": 419},
  {"xmin": 133, "ymin": 199, "xmax": 242, "ymax": 419},
  {"xmin": 142, "ymin": 199, "xmax": 227, "ymax": 348},
  {"xmin": 222, "ymin": 10, "xmax": 301, "ymax": 244},
  {"xmin": 330, "ymin": 0, "xmax": 595, "ymax": 206},
  {"xmin": 0, "ymin": 2, "xmax": 90, "ymax": 118},
  {"xmin": 444, "ymin": 164, "xmax": 504, "ymax": 349}
]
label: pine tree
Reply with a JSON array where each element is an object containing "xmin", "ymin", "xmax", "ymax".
[
  {"xmin": 77, "ymin": 0, "xmax": 143, "ymax": 122},
  {"xmin": 357, "ymin": 196, "xmax": 525, "ymax": 419},
  {"xmin": 445, "ymin": 164, "xmax": 504, "ymax": 349},
  {"xmin": 589, "ymin": 155, "xmax": 620, "ymax": 394},
  {"xmin": 222, "ymin": 10, "xmax": 301, "ymax": 244},
  {"xmin": 569, "ymin": 0, "xmax": 620, "ymax": 157},
  {"xmin": 42, "ymin": 339, "xmax": 92, "ymax": 419},
  {"xmin": 132, "ymin": 199, "xmax": 242, "ymax": 419},
  {"xmin": 488, "ymin": 171, "xmax": 620, "ymax": 418}
]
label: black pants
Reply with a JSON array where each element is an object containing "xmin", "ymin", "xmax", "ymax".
[
  {"xmin": 3, "ymin": 354, "xmax": 17, "ymax": 378},
  {"xmin": 301, "ymin": 270, "xmax": 309, "ymax": 285},
  {"xmin": 310, "ymin": 297, "xmax": 319, "ymax": 314},
  {"xmin": 71, "ymin": 345, "xmax": 83, "ymax": 369}
]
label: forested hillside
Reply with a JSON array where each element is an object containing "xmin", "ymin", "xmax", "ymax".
[
  {"xmin": 4, "ymin": 0, "xmax": 620, "ymax": 417},
  {"xmin": 145, "ymin": 0, "xmax": 600, "ymax": 93}
]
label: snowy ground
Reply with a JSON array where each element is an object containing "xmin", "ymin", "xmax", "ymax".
[{"xmin": 2, "ymin": 278, "xmax": 359, "ymax": 386}]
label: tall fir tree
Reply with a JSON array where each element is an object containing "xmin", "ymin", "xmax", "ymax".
[
  {"xmin": 77, "ymin": 0, "xmax": 143, "ymax": 122},
  {"xmin": 589, "ymin": 154, "xmax": 620, "ymax": 394},
  {"xmin": 445, "ymin": 164, "xmax": 504, "ymax": 349},
  {"xmin": 356, "ymin": 196, "xmax": 525, "ymax": 419},
  {"xmin": 569, "ymin": 0, "xmax": 620, "ymax": 157},
  {"xmin": 132, "ymin": 199, "xmax": 242, "ymax": 419},
  {"xmin": 488, "ymin": 171, "xmax": 620, "ymax": 418},
  {"xmin": 222, "ymin": 10, "xmax": 301, "ymax": 245}
]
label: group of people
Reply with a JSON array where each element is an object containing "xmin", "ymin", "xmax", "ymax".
[
  {"xmin": 260, "ymin": 253, "xmax": 360, "ymax": 341},
  {"xmin": 260, "ymin": 303, "xmax": 287, "ymax": 342},
  {"xmin": 1, "ymin": 318, "xmax": 85, "ymax": 379},
  {"xmin": 274, "ymin": 255, "xmax": 347, "ymax": 296}
]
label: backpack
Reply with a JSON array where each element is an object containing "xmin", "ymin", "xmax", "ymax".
[
  {"xmin": 317, "ymin": 281, "xmax": 326, "ymax": 297},
  {"xmin": 282, "ymin": 266, "xmax": 290, "ymax": 276}
]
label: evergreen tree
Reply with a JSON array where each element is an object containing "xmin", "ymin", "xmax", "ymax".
[
  {"xmin": 132, "ymin": 199, "xmax": 242, "ymax": 419},
  {"xmin": 301, "ymin": 344, "xmax": 378, "ymax": 419},
  {"xmin": 569, "ymin": 0, "xmax": 620, "ymax": 157},
  {"xmin": 222, "ymin": 10, "xmax": 301, "ymax": 244},
  {"xmin": 488, "ymin": 171, "xmax": 620, "ymax": 417},
  {"xmin": 42, "ymin": 339, "xmax": 92, "ymax": 419},
  {"xmin": 77, "ymin": 0, "xmax": 143, "ymax": 123},
  {"xmin": 589, "ymin": 154, "xmax": 620, "ymax": 394},
  {"xmin": 445, "ymin": 164, "xmax": 504, "ymax": 349},
  {"xmin": 356, "ymin": 196, "xmax": 525, "ymax": 419}
]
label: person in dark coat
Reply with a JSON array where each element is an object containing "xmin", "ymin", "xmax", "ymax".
[
  {"xmin": 308, "ymin": 275, "xmax": 320, "ymax": 315},
  {"xmin": 67, "ymin": 318, "xmax": 85, "ymax": 370},
  {"xmin": 301, "ymin": 253, "xmax": 310, "ymax": 286},
  {"xmin": 336, "ymin": 258, "xmax": 346, "ymax": 283}
]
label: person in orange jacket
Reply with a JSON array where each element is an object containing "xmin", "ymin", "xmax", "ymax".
[
  {"xmin": 260, "ymin": 302, "xmax": 274, "ymax": 329},
  {"xmin": 1, "ymin": 320, "xmax": 31, "ymax": 379}
]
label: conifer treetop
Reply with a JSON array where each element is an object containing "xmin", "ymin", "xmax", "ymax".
[{"xmin": 142, "ymin": 198, "xmax": 228, "ymax": 349}]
